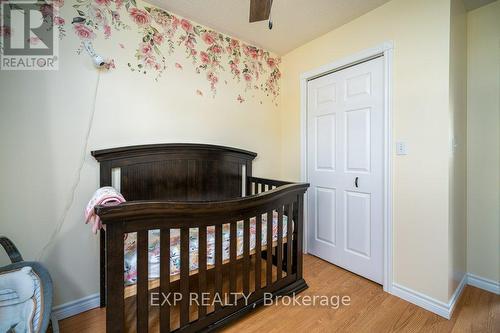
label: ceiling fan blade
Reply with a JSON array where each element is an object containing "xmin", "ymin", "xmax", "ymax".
[{"xmin": 249, "ymin": 0, "xmax": 272, "ymax": 23}]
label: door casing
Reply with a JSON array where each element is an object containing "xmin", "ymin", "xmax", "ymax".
[{"xmin": 300, "ymin": 42, "xmax": 394, "ymax": 292}]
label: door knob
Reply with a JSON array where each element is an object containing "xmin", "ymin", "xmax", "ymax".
[{"xmin": 355, "ymin": 177, "xmax": 359, "ymax": 188}]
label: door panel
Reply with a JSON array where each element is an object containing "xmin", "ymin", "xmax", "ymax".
[
  {"xmin": 317, "ymin": 83, "xmax": 337, "ymax": 104},
  {"xmin": 307, "ymin": 56, "xmax": 384, "ymax": 284},
  {"xmin": 315, "ymin": 113, "xmax": 336, "ymax": 170},
  {"xmin": 345, "ymin": 190, "xmax": 371, "ymax": 258},
  {"xmin": 345, "ymin": 72, "xmax": 371, "ymax": 98},
  {"xmin": 345, "ymin": 107, "xmax": 371, "ymax": 173},
  {"xmin": 316, "ymin": 186, "xmax": 337, "ymax": 246}
]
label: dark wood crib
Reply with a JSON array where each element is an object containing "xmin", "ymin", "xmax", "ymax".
[{"xmin": 92, "ymin": 143, "xmax": 309, "ymax": 332}]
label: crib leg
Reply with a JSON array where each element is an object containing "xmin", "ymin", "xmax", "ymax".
[{"xmin": 100, "ymin": 229, "xmax": 106, "ymax": 308}]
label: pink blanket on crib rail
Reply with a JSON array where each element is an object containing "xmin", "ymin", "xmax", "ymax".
[{"xmin": 85, "ymin": 187, "xmax": 125, "ymax": 234}]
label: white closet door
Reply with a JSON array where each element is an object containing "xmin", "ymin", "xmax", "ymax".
[{"xmin": 307, "ymin": 57, "xmax": 384, "ymax": 283}]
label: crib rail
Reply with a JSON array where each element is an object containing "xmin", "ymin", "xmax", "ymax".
[
  {"xmin": 247, "ymin": 176, "xmax": 291, "ymax": 195},
  {"xmin": 97, "ymin": 181, "xmax": 308, "ymax": 333}
]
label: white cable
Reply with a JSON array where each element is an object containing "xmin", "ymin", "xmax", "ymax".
[
  {"xmin": 268, "ymin": 0, "xmax": 274, "ymax": 30},
  {"xmin": 38, "ymin": 71, "xmax": 101, "ymax": 261}
]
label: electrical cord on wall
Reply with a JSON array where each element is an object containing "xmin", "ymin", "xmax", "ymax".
[{"xmin": 38, "ymin": 71, "xmax": 101, "ymax": 261}]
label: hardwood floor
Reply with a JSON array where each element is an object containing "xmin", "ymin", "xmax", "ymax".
[{"xmin": 58, "ymin": 255, "xmax": 500, "ymax": 332}]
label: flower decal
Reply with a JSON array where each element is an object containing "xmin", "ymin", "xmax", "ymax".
[
  {"xmin": 0, "ymin": 25, "xmax": 12, "ymax": 37},
  {"xmin": 129, "ymin": 7, "xmax": 150, "ymax": 26},
  {"xmin": 201, "ymin": 32, "xmax": 216, "ymax": 45},
  {"xmin": 70, "ymin": 0, "xmax": 131, "ymax": 48},
  {"xmin": 54, "ymin": 16, "xmax": 65, "ymax": 25},
  {"xmin": 74, "ymin": 23, "xmax": 96, "ymax": 39},
  {"xmin": 180, "ymin": 19, "xmax": 193, "ymax": 32}
]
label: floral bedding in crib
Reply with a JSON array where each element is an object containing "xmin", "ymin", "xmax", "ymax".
[{"xmin": 123, "ymin": 212, "xmax": 289, "ymax": 285}]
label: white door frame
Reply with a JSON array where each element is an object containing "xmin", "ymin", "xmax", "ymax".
[{"xmin": 300, "ymin": 41, "xmax": 394, "ymax": 292}]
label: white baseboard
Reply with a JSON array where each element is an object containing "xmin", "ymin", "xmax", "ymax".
[
  {"xmin": 467, "ymin": 273, "xmax": 500, "ymax": 295},
  {"xmin": 391, "ymin": 274, "xmax": 467, "ymax": 319},
  {"xmin": 448, "ymin": 274, "xmax": 468, "ymax": 317},
  {"xmin": 52, "ymin": 293, "xmax": 100, "ymax": 320}
]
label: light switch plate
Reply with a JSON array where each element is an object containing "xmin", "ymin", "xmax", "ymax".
[{"xmin": 396, "ymin": 142, "xmax": 408, "ymax": 155}]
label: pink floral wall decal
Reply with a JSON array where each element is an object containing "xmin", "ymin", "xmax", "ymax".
[
  {"xmin": 142, "ymin": 7, "xmax": 282, "ymax": 99},
  {"xmin": 0, "ymin": 25, "xmax": 12, "ymax": 37},
  {"xmin": 5, "ymin": 0, "xmax": 281, "ymax": 103}
]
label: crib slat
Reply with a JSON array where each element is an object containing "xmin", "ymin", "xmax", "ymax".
[
  {"xmin": 137, "ymin": 230, "xmax": 149, "ymax": 333},
  {"xmin": 215, "ymin": 224, "xmax": 223, "ymax": 311},
  {"xmin": 243, "ymin": 218, "xmax": 250, "ymax": 295},
  {"xmin": 160, "ymin": 229, "xmax": 170, "ymax": 332},
  {"xmin": 277, "ymin": 206, "xmax": 283, "ymax": 279},
  {"xmin": 266, "ymin": 211, "xmax": 273, "ymax": 286},
  {"xmin": 180, "ymin": 227, "xmax": 190, "ymax": 327},
  {"xmin": 99, "ymin": 162, "xmax": 111, "ymax": 309},
  {"xmin": 246, "ymin": 162, "xmax": 253, "ymax": 197},
  {"xmin": 255, "ymin": 214, "xmax": 262, "ymax": 291},
  {"xmin": 198, "ymin": 226, "xmax": 207, "ymax": 319},
  {"xmin": 292, "ymin": 198, "xmax": 298, "ymax": 274},
  {"xmin": 297, "ymin": 195, "xmax": 304, "ymax": 277},
  {"xmin": 286, "ymin": 203, "xmax": 293, "ymax": 276},
  {"xmin": 229, "ymin": 222, "xmax": 237, "ymax": 298},
  {"xmin": 106, "ymin": 225, "xmax": 124, "ymax": 333}
]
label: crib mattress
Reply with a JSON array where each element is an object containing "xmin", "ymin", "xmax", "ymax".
[{"xmin": 123, "ymin": 212, "xmax": 289, "ymax": 286}]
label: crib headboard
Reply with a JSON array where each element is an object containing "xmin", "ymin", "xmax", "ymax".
[{"xmin": 92, "ymin": 143, "xmax": 256, "ymax": 201}]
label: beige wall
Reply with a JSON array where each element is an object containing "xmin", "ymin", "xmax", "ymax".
[
  {"xmin": 466, "ymin": 0, "xmax": 500, "ymax": 283},
  {"xmin": 0, "ymin": 1, "xmax": 282, "ymax": 306},
  {"xmin": 279, "ymin": 0, "xmax": 454, "ymax": 302},
  {"xmin": 448, "ymin": 0, "xmax": 468, "ymax": 297}
]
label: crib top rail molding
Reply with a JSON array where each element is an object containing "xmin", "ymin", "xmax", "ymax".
[{"xmin": 91, "ymin": 143, "xmax": 257, "ymax": 162}]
